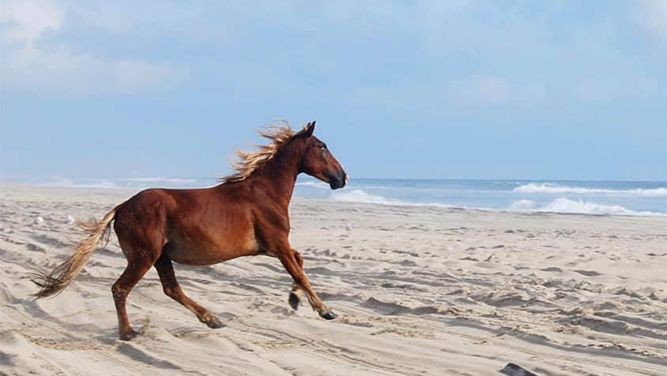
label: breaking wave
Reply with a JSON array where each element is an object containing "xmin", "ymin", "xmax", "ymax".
[
  {"xmin": 42, "ymin": 177, "xmax": 203, "ymax": 189},
  {"xmin": 296, "ymin": 181, "xmax": 330, "ymax": 189},
  {"xmin": 513, "ymin": 183, "xmax": 667, "ymax": 197},
  {"xmin": 332, "ymin": 189, "xmax": 411, "ymax": 206},
  {"xmin": 45, "ymin": 178, "xmax": 122, "ymax": 189}
]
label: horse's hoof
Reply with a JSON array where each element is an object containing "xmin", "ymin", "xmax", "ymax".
[
  {"xmin": 288, "ymin": 291, "xmax": 300, "ymax": 311},
  {"xmin": 205, "ymin": 316, "xmax": 224, "ymax": 329},
  {"xmin": 320, "ymin": 311, "xmax": 338, "ymax": 320},
  {"xmin": 119, "ymin": 328, "xmax": 138, "ymax": 341}
]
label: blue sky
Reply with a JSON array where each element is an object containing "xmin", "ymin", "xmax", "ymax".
[{"xmin": 1, "ymin": 0, "xmax": 665, "ymax": 181}]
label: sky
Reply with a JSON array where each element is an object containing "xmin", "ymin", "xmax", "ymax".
[{"xmin": 0, "ymin": 0, "xmax": 665, "ymax": 181}]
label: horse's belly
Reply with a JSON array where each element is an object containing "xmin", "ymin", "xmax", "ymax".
[
  {"xmin": 164, "ymin": 233, "xmax": 259, "ymax": 265},
  {"xmin": 165, "ymin": 247, "xmax": 252, "ymax": 265}
]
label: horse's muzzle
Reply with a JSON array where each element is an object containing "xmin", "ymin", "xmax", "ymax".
[{"xmin": 329, "ymin": 172, "xmax": 347, "ymax": 190}]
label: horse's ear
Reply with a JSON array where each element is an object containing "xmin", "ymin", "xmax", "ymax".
[{"xmin": 298, "ymin": 121, "xmax": 316, "ymax": 138}]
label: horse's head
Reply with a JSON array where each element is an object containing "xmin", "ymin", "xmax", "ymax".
[{"xmin": 297, "ymin": 121, "xmax": 347, "ymax": 190}]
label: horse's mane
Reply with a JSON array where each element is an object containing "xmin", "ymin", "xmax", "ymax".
[{"xmin": 220, "ymin": 124, "xmax": 297, "ymax": 183}]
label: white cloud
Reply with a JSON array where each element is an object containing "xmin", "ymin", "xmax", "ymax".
[
  {"xmin": 0, "ymin": 0, "xmax": 63, "ymax": 45},
  {"xmin": 0, "ymin": 0, "xmax": 661, "ymax": 103},
  {"xmin": 3, "ymin": 46, "xmax": 189, "ymax": 94},
  {"xmin": 0, "ymin": 0, "xmax": 189, "ymax": 94},
  {"xmin": 636, "ymin": 0, "xmax": 667, "ymax": 38},
  {"xmin": 68, "ymin": 1, "xmax": 231, "ymax": 42}
]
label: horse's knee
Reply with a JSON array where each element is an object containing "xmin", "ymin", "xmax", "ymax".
[
  {"xmin": 291, "ymin": 274, "xmax": 306, "ymax": 286},
  {"xmin": 293, "ymin": 252, "xmax": 304, "ymax": 268}
]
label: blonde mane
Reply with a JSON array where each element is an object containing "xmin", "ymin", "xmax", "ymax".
[{"xmin": 220, "ymin": 124, "xmax": 298, "ymax": 183}]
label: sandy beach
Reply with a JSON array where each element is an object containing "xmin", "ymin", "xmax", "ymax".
[{"xmin": 0, "ymin": 184, "xmax": 665, "ymax": 376}]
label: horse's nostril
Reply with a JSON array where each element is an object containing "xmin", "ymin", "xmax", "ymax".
[{"xmin": 328, "ymin": 172, "xmax": 347, "ymax": 189}]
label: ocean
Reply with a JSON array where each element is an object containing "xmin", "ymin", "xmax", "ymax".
[
  {"xmin": 6, "ymin": 177, "xmax": 666, "ymax": 216},
  {"xmin": 299, "ymin": 178, "xmax": 666, "ymax": 216}
]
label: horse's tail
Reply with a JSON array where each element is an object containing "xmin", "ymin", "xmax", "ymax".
[{"xmin": 32, "ymin": 206, "xmax": 119, "ymax": 298}]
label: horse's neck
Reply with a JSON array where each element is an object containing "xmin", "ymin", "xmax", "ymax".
[{"xmin": 251, "ymin": 145, "xmax": 302, "ymax": 208}]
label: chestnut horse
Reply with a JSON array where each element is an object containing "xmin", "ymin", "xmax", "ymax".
[{"xmin": 33, "ymin": 121, "xmax": 347, "ymax": 340}]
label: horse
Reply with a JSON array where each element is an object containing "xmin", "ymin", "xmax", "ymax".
[{"xmin": 32, "ymin": 121, "xmax": 347, "ymax": 340}]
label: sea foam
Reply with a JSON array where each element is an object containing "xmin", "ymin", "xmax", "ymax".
[
  {"xmin": 509, "ymin": 198, "xmax": 664, "ymax": 216},
  {"xmin": 333, "ymin": 189, "xmax": 406, "ymax": 206},
  {"xmin": 332, "ymin": 189, "xmax": 455, "ymax": 209}
]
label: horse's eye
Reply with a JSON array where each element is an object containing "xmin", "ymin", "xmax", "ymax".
[{"xmin": 320, "ymin": 145, "xmax": 327, "ymax": 151}]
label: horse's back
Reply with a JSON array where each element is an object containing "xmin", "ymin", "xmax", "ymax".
[{"xmin": 114, "ymin": 186, "xmax": 226, "ymax": 229}]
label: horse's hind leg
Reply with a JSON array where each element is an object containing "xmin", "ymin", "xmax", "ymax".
[
  {"xmin": 154, "ymin": 255, "xmax": 223, "ymax": 329},
  {"xmin": 112, "ymin": 254, "xmax": 156, "ymax": 340}
]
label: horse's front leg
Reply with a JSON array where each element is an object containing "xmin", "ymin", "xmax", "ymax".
[
  {"xmin": 287, "ymin": 250, "xmax": 304, "ymax": 310},
  {"xmin": 264, "ymin": 250, "xmax": 310, "ymax": 312},
  {"xmin": 277, "ymin": 247, "xmax": 337, "ymax": 320}
]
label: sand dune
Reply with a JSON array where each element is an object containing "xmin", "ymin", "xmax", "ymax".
[{"xmin": 1, "ymin": 185, "xmax": 666, "ymax": 375}]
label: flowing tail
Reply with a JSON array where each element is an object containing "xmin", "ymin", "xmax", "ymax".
[{"xmin": 32, "ymin": 206, "xmax": 118, "ymax": 298}]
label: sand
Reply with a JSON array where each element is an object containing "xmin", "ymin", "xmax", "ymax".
[{"xmin": 0, "ymin": 184, "xmax": 665, "ymax": 375}]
